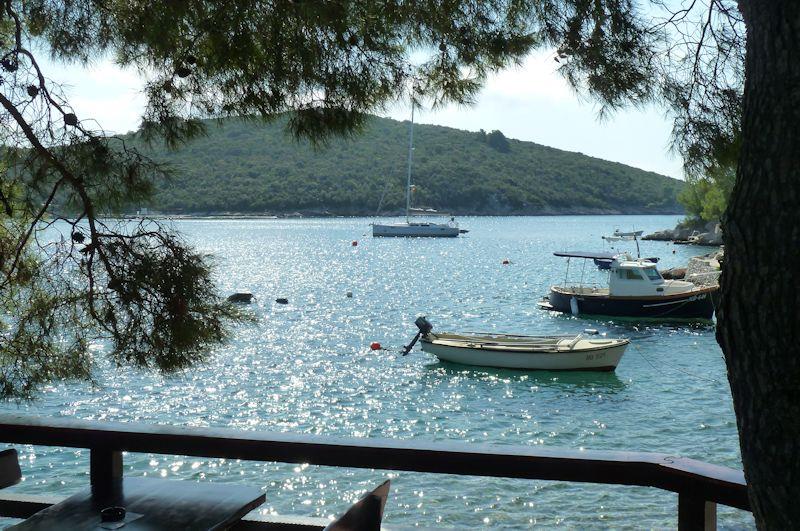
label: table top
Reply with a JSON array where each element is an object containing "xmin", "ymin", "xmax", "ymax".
[{"xmin": 8, "ymin": 477, "xmax": 265, "ymax": 530}]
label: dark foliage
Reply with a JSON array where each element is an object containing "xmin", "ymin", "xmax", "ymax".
[{"xmin": 485, "ymin": 129, "xmax": 511, "ymax": 153}]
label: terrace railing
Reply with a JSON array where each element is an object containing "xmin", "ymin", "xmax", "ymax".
[{"xmin": 0, "ymin": 414, "xmax": 749, "ymax": 530}]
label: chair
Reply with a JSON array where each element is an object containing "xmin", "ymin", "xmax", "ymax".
[
  {"xmin": 0, "ymin": 448, "xmax": 22, "ymax": 489},
  {"xmin": 323, "ymin": 480, "xmax": 390, "ymax": 531}
]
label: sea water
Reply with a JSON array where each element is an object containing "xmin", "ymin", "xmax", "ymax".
[{"xmin": 0, "ymin": 216, "xmax": 754, "ymax": 529}]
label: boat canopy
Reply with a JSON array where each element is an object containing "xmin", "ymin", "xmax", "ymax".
[{"xmin": 553, "ymin": 251, "xmax": 617, "ymax": 260}]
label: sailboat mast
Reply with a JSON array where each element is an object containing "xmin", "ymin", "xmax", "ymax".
[{"xmin": 405, "ymin": 103, "xmax": 414, "ymax": 223}]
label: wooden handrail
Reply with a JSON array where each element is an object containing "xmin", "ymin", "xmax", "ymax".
[{"xmin": 0, "ymin": 413, "xmax": 749, "ymax": 514}]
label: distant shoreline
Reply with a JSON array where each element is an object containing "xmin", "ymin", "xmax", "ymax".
[{"xmin": 121, "ymin": 209, "xmax": 684, "ymax": 220}]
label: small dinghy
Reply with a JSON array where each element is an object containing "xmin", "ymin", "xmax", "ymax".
[{"xmin": 403, "ymin": 317, "xmax": 629, "ymax": 371}]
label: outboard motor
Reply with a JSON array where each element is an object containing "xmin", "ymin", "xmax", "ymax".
[
  {"xmin": 402, "ymin": 316, "xmax": 433, "ymax": 355},
  {"xmin": 414, "ymin": 316, "xmax": 433, "ymax": 335}
]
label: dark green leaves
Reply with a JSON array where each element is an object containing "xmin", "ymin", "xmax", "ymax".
[
  {"xmin": 537, "ymin": 0, "xmax": 656, "ymax": 111},
  {"xmin": 87, "ymin": 223, "xmax": 242, "ymax": 372},
  {"xmin": 18, "ymin": 0, "xmax": 538, "ymax": 145}
]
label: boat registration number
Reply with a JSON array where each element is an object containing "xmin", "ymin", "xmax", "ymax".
[{"xmin": 585, "ymin": 352, "xmax": 606, "ymax": 361}]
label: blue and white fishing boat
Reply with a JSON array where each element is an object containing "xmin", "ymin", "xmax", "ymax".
[{"xmin": 539, "ymin": 251, "xmax": 716, "ymax": 320}]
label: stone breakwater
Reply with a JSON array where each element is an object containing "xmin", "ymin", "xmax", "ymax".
[
  {"xmin": 659, "ymin": 248, "xmax": 723, "ymax": 288},
  {"xmin": 685, "ymin": 249, "xmax": 723, "ymax": 288}
]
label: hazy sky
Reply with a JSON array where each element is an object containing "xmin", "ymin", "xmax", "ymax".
[{"xmin": 44, "ymin": 51, "xmax": 684, "ymax": 179}]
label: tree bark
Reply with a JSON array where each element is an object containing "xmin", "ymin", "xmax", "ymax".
[{"xmin": 717, "ymin": 2, "xmax": 800, "ymax": 528}]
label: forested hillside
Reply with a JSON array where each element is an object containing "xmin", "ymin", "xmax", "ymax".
[{"xmin": 138, "ymin": 116, "xmax": 683, "ymax": 215}]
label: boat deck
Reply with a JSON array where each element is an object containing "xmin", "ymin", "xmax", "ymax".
[
  {"xmin": 555, "ymin": 286, "xmax": 611, "ymax": 296},
  {"xmin": 431, "ymin": 332, "xmax": 573, "ymax": 344},
  {"xmin": 426, "ymin": 333, "xmax": 627, "ymax": 353}
]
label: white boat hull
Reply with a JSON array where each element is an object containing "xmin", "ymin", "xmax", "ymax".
[
  {"xmin": 372, "ymin": 223, "xmax": 460, "ymax": 237},
  {"xmin": 420, "ymin": 335, "xmax": 628, "ymax": 371}
]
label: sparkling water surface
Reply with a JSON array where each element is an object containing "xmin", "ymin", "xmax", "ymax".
[{"xmin": 1, "ymin": 216, "xmax": 754, "ymax": 529}]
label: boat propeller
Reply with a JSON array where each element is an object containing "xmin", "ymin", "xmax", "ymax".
[{"xmin": 402, "ymin": 316, "xmax": 433, "ymax": 356}]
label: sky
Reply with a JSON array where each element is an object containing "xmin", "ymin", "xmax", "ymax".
[{"xmin": 43, "ymin": 51, "xmax": 684, "ymax": 180}]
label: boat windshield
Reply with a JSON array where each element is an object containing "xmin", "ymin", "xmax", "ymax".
[
  {"xmin": 618, "ymin": 269, "xmax": 643, "ymax": 280},
  {"xmin": 643, "ymin": 267, "xmax": 661, "ymax": 280}
]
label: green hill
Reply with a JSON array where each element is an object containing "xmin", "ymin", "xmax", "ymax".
[{"xmin": 140, "ymin": 116, "xmax": 684, "ymax": 215}]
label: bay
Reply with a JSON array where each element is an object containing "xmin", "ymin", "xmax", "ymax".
[{"xmin": 1, "ymin": 215, "xmax": 753, "ymax": 528}]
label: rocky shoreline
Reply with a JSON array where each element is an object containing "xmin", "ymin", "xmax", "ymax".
[{"xmin": 643, "ymin": 220, "xmax": 723, "ymax": 246}]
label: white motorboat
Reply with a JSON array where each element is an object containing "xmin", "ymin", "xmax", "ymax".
[
  {"xmin": 372, "ymin": 105, "xmax": 464, "ymax": 237},
  {"xmin": 403, "ymin": 317, "xmax": 629, "ymax": 371},
  {"xmin": 601, "ymin": 229, "xmax": 644, "ymax": 243}
]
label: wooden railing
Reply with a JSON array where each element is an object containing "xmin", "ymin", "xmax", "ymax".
[{"xmin": 0, "ymin": 414, "xmax": 749, "ymax": 530}]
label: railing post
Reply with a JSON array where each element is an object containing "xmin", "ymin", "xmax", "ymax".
[
  {"xmin": 90, "ymin": 447, "xmax": 122, "ymax": 487},
  {"xmin": 678, "ymin": 493, "xmax": 717, "ymax": 531}
]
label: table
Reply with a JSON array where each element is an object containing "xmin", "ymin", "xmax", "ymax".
[{"xmin": 8, "ymin": 477, "xmax": 265, "ymax": 530}]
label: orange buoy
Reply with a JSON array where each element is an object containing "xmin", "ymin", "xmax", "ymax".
[
  {"xmin": 370, "ymin": 342, "xmax": 382, "ymax": 351},
  {"xmin": 352, "ymin": 240, "xmax": 358, "ymax": 246}
]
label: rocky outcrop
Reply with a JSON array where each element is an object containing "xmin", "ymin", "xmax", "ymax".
[
  {"xmin": 644, "ymin": 220, "xmax": 723, "ymax": 245},
  {"xmin": 661, "ymin": 267, "xmax": 687, "ymax": 280},
  {"xmin": 644, "ymin": 226, "xmax": 695, "ymax": 241}
]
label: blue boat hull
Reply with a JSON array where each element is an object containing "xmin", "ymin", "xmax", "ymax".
[{"xmin": 543, "ymin": 287, "xmax": 716, "ymax": 320}]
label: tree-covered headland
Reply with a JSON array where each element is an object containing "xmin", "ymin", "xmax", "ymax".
[{"xmin": 140, "ymin": 116, "xmax": 683, "ymax": 216}]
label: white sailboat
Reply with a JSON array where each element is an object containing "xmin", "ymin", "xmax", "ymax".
[{"xmin": 372, "ymin": 105, "xmax": 463, "ymax": 237}]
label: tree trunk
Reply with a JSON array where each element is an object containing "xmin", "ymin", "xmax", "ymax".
[{"xmin": 717, "ymin": 2, "xmax": 800, "ymax": 528}]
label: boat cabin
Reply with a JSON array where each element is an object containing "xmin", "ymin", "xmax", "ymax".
[
  {"xmin": 553, "ymin": 251, "xmax": 697, "ymax": 298},
  {"xmin": 609, "ymin": 257, "xmax": 666, "ymax": 296}
]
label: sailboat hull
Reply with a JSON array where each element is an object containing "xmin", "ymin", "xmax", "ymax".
[{"xmin": 372, "ymin": 223, "xmax": 460, "ymax": 237}]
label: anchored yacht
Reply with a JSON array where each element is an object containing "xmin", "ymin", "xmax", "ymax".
[{"xmin": 372, "ymin": 105, "xmax": 464, "ymax": 237}]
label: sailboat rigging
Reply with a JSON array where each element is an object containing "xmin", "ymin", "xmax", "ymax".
[{"xmin": 372, "ymin": 104, "xmax": 465, "ymax": 237}]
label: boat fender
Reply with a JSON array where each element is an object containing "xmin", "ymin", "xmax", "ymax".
[{"xmin": 570, "ymin": 297, "xmax": 580, "ymax": 316}]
